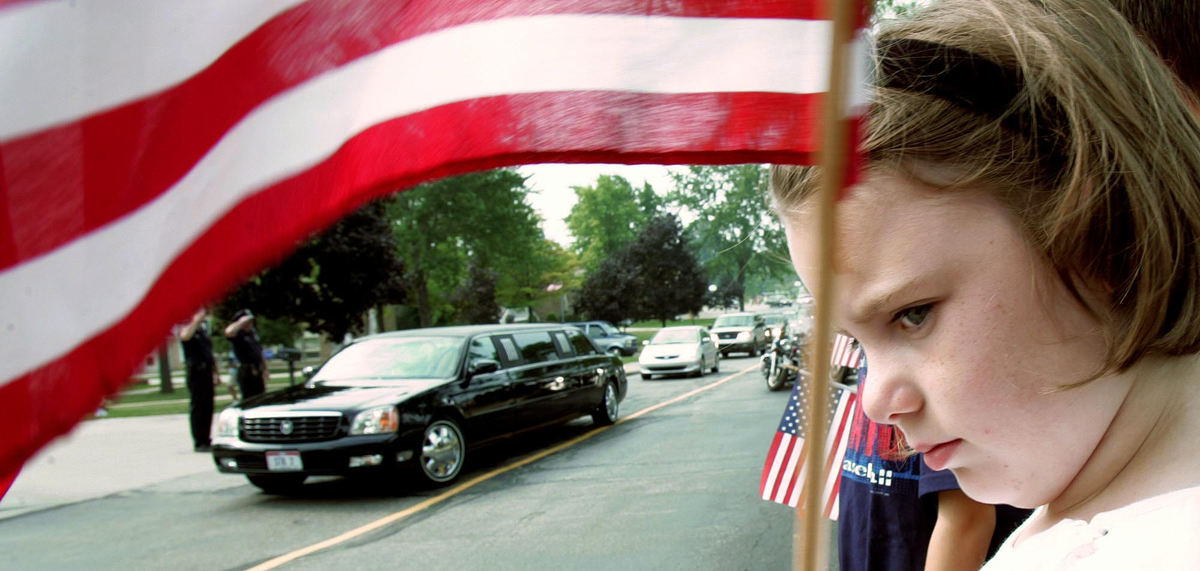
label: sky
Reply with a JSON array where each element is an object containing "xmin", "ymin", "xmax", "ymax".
[{"xmin": 517, "ymin": 163, "xmax": 684, "ymax": 247}]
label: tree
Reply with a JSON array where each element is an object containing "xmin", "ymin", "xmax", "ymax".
[
  {"xmin": 669, "ymin": 165, "xmax": 794, "ymax": 309},
  {"xmin": 706, "ymin": 277, "xmax": 744, "ymax": 310},
  {"xmin": 387, "ymin": 169, "xmax": 563, "ymax": 327},
  {"xmin": 625, "ymin": 214, "xmax": 708, "ymax": 325},
  {"xmin": 220, "ymin": 198, "xmax": 406, "ymax": 342},
  {"xmin": 566, "ymin": 174, "xmax": 662, "ymax": 272},
  {"xmin": 874, "ymin": 0, "xmax": 925, "ymax": 20},
  {"xmin": 449, "ymin": 261, "xmax": 500, "ymax": 325},
  {"xmin": 575, "ymin": 249, "xmax": 638, "ymax": 325}
]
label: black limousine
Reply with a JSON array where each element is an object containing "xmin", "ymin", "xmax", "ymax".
[{"xmin": 212, "ymin": 324, "xmax": 627, "ymax": 492}]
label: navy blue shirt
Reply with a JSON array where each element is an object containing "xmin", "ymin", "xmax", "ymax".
[
  {"xmin": 181, "ymin": 322, "xmax": 215, "ymax": 369},
  {"xmin": 229, "ymin": 327, "xmax": 262, "ymax": 367}
]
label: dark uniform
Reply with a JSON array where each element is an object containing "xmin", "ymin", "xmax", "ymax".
[
  {"xmin": 181, "ymin": 322, "xmax": 216, "ymax": 450},
  {"xmin": 230, "ymin": 326, "xmax": 265, "ymax": 399}
]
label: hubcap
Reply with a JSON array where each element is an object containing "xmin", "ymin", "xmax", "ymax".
[
  {"xmin": 421, "ymin": 421, "xmax": 463, "ymax": 482},
  {"xmin": 604, "ymin": 384, "xmax": 618, "ymax": 420}
]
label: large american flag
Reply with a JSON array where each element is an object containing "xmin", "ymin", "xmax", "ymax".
[
  {"xmin": 0, "ymin": 0, "xmax": 867, "ymax": 493},
  {"xmin": 761, "ymin": 374, "xmax": 857, "ymax": 519}
]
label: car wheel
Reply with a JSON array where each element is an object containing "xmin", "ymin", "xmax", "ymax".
[
  {"xmin": 247, "ymin": 474, "xmax": 306, "ymax": 495},
  {"xmin": 607, "ymin": 347, "xmax": 622, "ymax": 358},
  {"xmin": 592, "ymin": 381, "xmax": 619, "ymax": 426},
  {"xmin": 712, "ymin": 356, "xmax": 720, "ymax": 374},
  {"xmin": 416, "ymin": 418, "xmax": 466, "ymax": 485}
]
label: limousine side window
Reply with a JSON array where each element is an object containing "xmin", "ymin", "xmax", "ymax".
[
  {"xmin": 497, "ymin": 337, "xmax": 522, "ymax": 365},
  {"xmin": 512, "ymin": 331, "xmax": 559, "ymax": 363},
  {"xmin": 566, "ymin": 329, "xmax": 598, "ymax": 355},
  {"xmin": 551, "ymin": 331, "xmax": 575, "ymax": 357}
]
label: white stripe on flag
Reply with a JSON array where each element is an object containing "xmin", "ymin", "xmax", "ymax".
[
  {"xmin": 0, "ymin": 14, "xmax": 863, "ymax": 384},
  {"xmin": 0, "ymin": 0, "xmax": 305, "ymax": 139}
]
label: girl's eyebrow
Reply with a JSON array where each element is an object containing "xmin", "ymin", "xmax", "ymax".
[{"xmin": 848, "ymin": 277, "xmax": 921, "ymax": 324}]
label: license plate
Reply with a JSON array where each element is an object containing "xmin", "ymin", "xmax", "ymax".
[{"xmin": 265, "ymin": 451, "xmax": 303, "ymax": 472}]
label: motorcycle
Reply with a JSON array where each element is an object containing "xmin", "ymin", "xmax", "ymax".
[{"xmin": 761, "ymin": 335, "xmax": 806, "ymax": 391}]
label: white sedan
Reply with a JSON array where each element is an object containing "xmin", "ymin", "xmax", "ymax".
[{"xmin": 638, "ymin": 326, "xmax": 720, "ymax": 379}]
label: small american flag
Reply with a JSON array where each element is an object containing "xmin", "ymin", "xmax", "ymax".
[
  {"xmin": 831, "ymin": 333, "xmax": 864, "ymax": 369},
  {"xmin": 760, "ymin": 376, "xmax": 857, "ymax": 519}
]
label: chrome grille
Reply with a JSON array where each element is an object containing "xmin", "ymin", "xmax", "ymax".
[{"xmin": 240, "ymin": 415, "xmax": 341, "ymax": 443}]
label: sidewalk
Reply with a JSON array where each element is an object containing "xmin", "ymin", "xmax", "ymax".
[
  {"xmin": 0, "ymin": 362, "xmax": 643, "ymax": 521},
  {"xmin": 0, "ymin": 414, "xmax": 215, "ymax": 521}
]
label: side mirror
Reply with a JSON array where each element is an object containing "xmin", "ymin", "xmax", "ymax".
[
  {"xmin": 302, "ymin": 366, "xmax": 316, "ymax": 381},
  {"xmin": 469, "ymin": 359, "xmax": 501, "ymax": 376},
  {"xmin": 641, "ymin": 339, "xmax": 649, "ymax": 346}
]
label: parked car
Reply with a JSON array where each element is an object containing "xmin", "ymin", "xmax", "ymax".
[
  {"xmin": 637, "ymin": 326, "xmax": 720, "ymax": 379},
  {"xmin": 710, "ymin": 312, "xmax": 768, "ymax": 357},
  {"xmin": 566, "ymin": 320, "xmax": 639, "ymax": 357},
  {"xmin": 211, "ymin": 324, "xmax": 627, "ymax": 492}
]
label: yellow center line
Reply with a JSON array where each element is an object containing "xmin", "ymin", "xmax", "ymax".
[{"xmin": 247, "ymin": 363, "xmax": 758, "ymax": 570}]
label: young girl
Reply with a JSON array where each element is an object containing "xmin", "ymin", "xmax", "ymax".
[{"xmin": 771, "ymin": 0, "xmax": 1200, "ymax": 567}]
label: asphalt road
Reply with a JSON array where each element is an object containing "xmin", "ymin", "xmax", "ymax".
[{"xmin": 0, "ymin": 355, "xmax": 834, "ymax": 570}]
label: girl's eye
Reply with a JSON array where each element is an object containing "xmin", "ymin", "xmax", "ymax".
[{"xmin": 895, "ymin": 303, "xmax": 933, "ymax": 330}]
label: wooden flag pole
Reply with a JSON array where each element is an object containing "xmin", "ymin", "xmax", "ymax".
[{"xmin": 795, "ymin": 0, "xmax": 860, "ymax": 569}]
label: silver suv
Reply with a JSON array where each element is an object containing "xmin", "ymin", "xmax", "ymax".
[
  {"xmin": 567, "ymin": 321, "xmax": 640, "ymax": 357},
  {"xmin": 710, "ymin": 312, "xmax": 768, "ymax": 357}
]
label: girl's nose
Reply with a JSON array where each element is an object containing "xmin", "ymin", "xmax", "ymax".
[{"xmin": 858, "ymin": 352, "xmax": 923, "ymax": 425}]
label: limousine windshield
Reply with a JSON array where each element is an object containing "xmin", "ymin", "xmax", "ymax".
[{"xmin": 312, "ymin": 336, "xmax": 464, "ymax": 383}]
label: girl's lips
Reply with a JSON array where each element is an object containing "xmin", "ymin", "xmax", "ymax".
[{"xmin": 920, "ymin": 439, "xmax": 962, "ymax": 471}]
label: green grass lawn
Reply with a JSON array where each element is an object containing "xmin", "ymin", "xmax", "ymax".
[
  {"xmin": 100, "ymin": 377, "xmax": 303, "ymax": 419},
  {"xmin": 626, "ymin": 317, "xmax": 715, "ymax": 329}
]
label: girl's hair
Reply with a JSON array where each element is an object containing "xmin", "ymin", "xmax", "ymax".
[{"xmin": 772, "ymin": 0, "xmax": 1200, "ymax": 375}]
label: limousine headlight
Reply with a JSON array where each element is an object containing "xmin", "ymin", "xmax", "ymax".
[
  {"xmin": 350, "ymin": 405, "xmax": 400, "ymax": 435},
  {"xmin": 216, "ymin": 408, "xmax": 241, "ymax": 438}
]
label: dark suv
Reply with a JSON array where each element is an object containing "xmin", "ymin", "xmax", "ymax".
[
  {"xmin": 566, "ymin": 321, "xmax": 640, "ymax": 357},
  {"xmin": 211, "ymin": 324, "xmax": 627, "ymax": 492}
]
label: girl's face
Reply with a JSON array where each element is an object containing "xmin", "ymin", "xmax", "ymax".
[{"xmin": 783, "ymin": 171, "xmax": 1130, "ymax": 508}]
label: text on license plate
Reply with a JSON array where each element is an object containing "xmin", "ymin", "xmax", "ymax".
[{"xmin": 265, "ymin": 451, "xmax": 303, "ymax": 472}]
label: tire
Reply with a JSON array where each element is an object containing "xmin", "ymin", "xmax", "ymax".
[
  {"xmin": 761, "ymin": 353, "xmax": 774, "ymax": 380},
  {"xmin": 767, "ymin": 366, "xmax": 788, "ymax": 391},
  {"xmin": 416, "ymin": 418, "xmax": 466, "ymax": 486},
  {"xmin": 712, "ymin": 356, "xmax": 720, "ymax": 374},
  {"xmin": 247, "ymin": 474, "xmax": 306, "ymax": 495},
  {"xmin": 592, "ymin": 381, "xmax": 619, "ymax": 426},
  {"xmin": 765, "ymin": 354, "xmax": 788, "ymax": 391}
]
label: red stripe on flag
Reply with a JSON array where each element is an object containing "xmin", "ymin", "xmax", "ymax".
[{"xmin": 0, "ymin": 467, "xmax": 16, "ymax": 502}]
